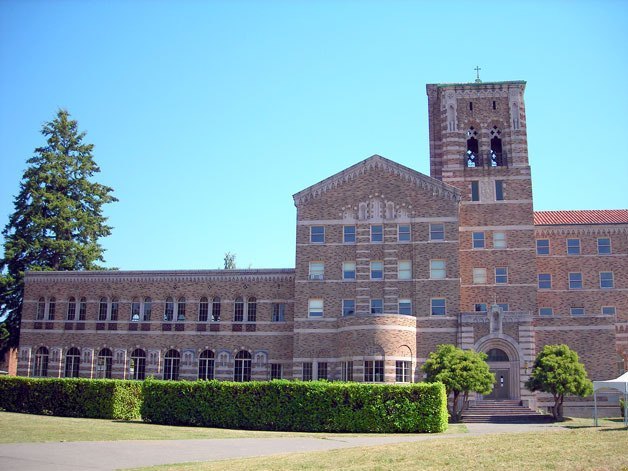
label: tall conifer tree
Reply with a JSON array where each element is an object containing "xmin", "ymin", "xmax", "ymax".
[{"xmin": 0, "ymin": 109, "xmax": 117, "ymax": 351}]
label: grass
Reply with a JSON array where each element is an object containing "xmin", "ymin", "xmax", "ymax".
[{"xmin": 0, "ymin": 411, "xmax": 466, "ymax": 443}]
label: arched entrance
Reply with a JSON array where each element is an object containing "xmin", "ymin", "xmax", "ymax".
[
  {"xmin": 484, "ymin": 348, "xmax": 510, "ymax": 399},
  {"xmin": 475, "ymin": 337, "xmax": 522, "ymax": 401}
]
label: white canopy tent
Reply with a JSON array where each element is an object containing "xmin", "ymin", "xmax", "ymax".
[{"xmin": 593, "ymin": 371, "xmax": 628, "ymax": 426}]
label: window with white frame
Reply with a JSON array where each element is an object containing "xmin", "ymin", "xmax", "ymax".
[
  {"xmin": 431, "ymin": 298, "xmax": 446, "ymax": 316},
  {"xmin": 370, "ymin": 261, "xmax": 383, "ymax": 280},
  {"xmin": 79, "ymin": 297, "xmax": 87, "ymax": 321},
  {"xmin": 430, "ymin": 223, "xmax": 445, "ymax": 241},
  {"xmin": 472, "ymin": 231, "xmax": 485, "ymax": 249},
  {"xmin": 396, "ymin": 360, "xmax": 411, "ymax": 382},
  {"xmin": 398, "ymin": 299, "xmax": 412, "ymax": 315},
  {"xmin": 131, "ymin": 298, "xmax": 141, "ymax": 321},
  {"xmin": 370, "ymin": 299, "xmax": 383, "ymax": 314},
  {"xmin": 198, "ymin": 350, "xmax": 215, "ymax": 380},
  {"xmin": 308, "ymin": 299, "xmax": 324, "ymax": 318},
  {"xmin": 364, "ymin": 360, "xmax": 384, "ymax": 382},
  {"xmin": 143, "ymin": 297, "xmax": 152, "ymax": 321},
  {"xmin": 600, "ymin": 272, "xmax": 614, "ymax": 289},
  {"xmin": 473, "ymin": 268, "xmax": 487, "ymax": 284},
  {"xmin": 570, "ymin": 307, "xmax": 585, "ymax": 316},
  {"xmin": 317, "ymin": 362, "xmax": 328, "ymax": 380},
  {"xmin": 96, "ymin": 348, "xmax": 113, "ymax": 379},
  {"xmin": 270, "ymin": 363, "xmax": 282, "ymax": 380},
  {"xmin": 371, "ymin": 225, "xmax": 383, "ymax": 242},
  {"xmin": 398, "ymin": 260, "xmax": 412, "ymax": 280},
  {"xmin": 310, "ymin": 226, "xmax": 325, "ymax": 243},
  {"xmin": 164, "ymin": 297, "xmax": 174, "ymax": 321},
  {"xmin": 497, "ymin": 303, "xmax": 509, "ymax": 312},
  {"xmin": 602, "ymin": 306, "xmax": 616, "ymax": 316},
  {"xmin": 567, "ymin": 238, "xmax": 581, "ymax": 255},
  {"xmin": 430, "ymin": 260, "xmax": 446, "ymax": 279},
  {"xmin": 495, "ymin": 267, "xmax": 508, "ymax": 284},
  {"xmin": 36, "ymin": 298, "xmax": 45, "ymax": 320},
  {"xmin": 198, "ymin": 297, "xmax": 209, "ymax": 322},
  {"xmin": 33, "ymin": 346, "xmax": 49, "ymax": 377},
  {"xmin": 47, "ymin": 297, "xmax": 56, "ymax": 320},
  {"xmin": 247, "ymin": 297, "xmax": 257, "ymax": 322},
  {"xmin": 211, "ymin": 297, "xmax": 220, "ymax": 321},
  {"xmin": 342, "ymin": 261, "xmax": 356, "ymax": 280},
  {"xmin": 342, "ymin": 299, "xmax": 355, "ymax": 316},
  {"xmin": 343, "ymin": 225, "xmax": 356, "ymax": 243},
  {"xmin": 109, "ymin": 298, "xmax": 118, "ymax": 321},
  {"xmin": 272, "ymin": 303, "xmax": 286, "ymax": 322},
  {"xmin": 493, "ymin": 231, "xmax": 506, "ymax": 248},
  {"xmin": 176, "ymin": 297, "xmax": 186, "ymax": 321},
  {"xmin": 536, "ymin": 239, "xmax": 550, "ymax": 255},
  {"xmin": 495, "ymin": 180, "xmax": 504, "ymax": 201},
  {"xmin": 234, "ymin": 297, "xmax": 244, "ymax": 322},
  {"xmin": 130, "ymin": 349, "xmax": 146, "ymax": 380},
  {"xmin": 309, "ymin": 261, "xmax": 325, "ymax": 280},
  {"xmin": 164, "ymin": 349, "xmax": 180, "ymax": 380},
  {"xmin": 341, "ymin": 361, "xmax": 353, "ymax": 381},
  {"xmin": 569, "ymin": 273, "xmax": 583, "ymax": 289},
  {"xmin": 398, "ymin": 224, "xmax": 411, "ymax": 242},
  {"xmin": 302, "ymin": 362, "xmax": 313, "ymax": 381},
  {"xmin": 474, "ymin": 303, "xmax": 487, "ymax": 312},
  {"xmin": 67, "ymin": 297, "xmax": 76, "ymax": 321},
  {"xmin": 539, "ymin": 307, "xmax": 553, "ymax": 316},
  {"xmin": 538, "ymin": 273, "xmax": 552, "ymax": 289},
  {"xmin": 64, "ymin": 347, "xmax": 80, "ymax": 378},
  {"xmin": 234, "ymin": 350, "xmax": 251, "ymax": 382},
  {"xmin": 597, "ymin": 237, "xmax": 611, "ymax": 255},
  {"xmin": 99, "ymin": 297, "xmax": 108, "ymax": 321}
]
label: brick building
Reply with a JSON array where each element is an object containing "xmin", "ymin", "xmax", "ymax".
[{"xmin": 16, "ymin": 79, "xmax": 628, "ymax": 412}]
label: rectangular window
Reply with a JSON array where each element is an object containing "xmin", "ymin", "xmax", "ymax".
[
  {"xmin": 472, "ymin": 231, "xmax": 485, "ymax": 249},
  {"xmin": 308, "ymin": 299, "xmax": 323, "ymax": 318},
  {"xmin": 78, "ymin": 299, "xmax": 87, "ymax": 321},
  {"xmin": 371, "ymin": 225, "xmax": 383, "ymax": 242},
  {"xmin": 272, "ymin": 303, "xmax": 285, "ymax": 322},
  {"xmin": 370, "ymin": 299, "xmax": 383, "ymax": 314},
  {"xmin": 473, "ymin": 268, "xmax": 487, "ymax": 284},
  {"xmin": 370, "ymin": 261, "xmax": 384, "ymax": 280},
  {"xmin": 567, "ymin": 238, "xmax": 581, "ymax": 255},
  {"xmin": 538, "ymin": 273, "xmax": 552, "ymax": 289},
  {"xmin": 308, "ymin": 261, "xmax": 324, "ymax": 280},
  {"xmin": 398, "ymin": 299, "xmax": 412, "ymax": 315},
  {"xmin": 398, "ymin": 260, "xmax": 412, "ymax": 280},
  {"xmin": 474, "ymin": 303, "xmax": 487, "ymax": 312},
  {"xmin": 343, "ymin": 225, "xmax": 356, "ymax": 243},
  {"xmin": 495, "ymin": 180, "xmax": 504, "ymax": 201},
  {"xmin": 430, "ymin": 260, "xmax": 446, "ymax": 279},
  {"xmin": 429, "ymin": 223, "xmax": 445, "ymax": 241},
  {"xmin": 302, "ymin": 362, "xmax": 313, "ymax": 381},
  {"xmin": 270, "ymin": 363, "xmax": 282, "ymax": 380},
  {"xmin": 396, "ymin": 360, "xmax": 411, "ymax": 382},
  {"xmin": 539, "ymin": 307, "xmax": 553, "ymax": 316},
  {"xmin": 342, "ymin": 299, "xmax": 355, "ymax": 316},
  {"xmin": 342, "ymin": 261, "xmax": 356, "ymax": 280},
  {"xmin": 471, "ymin": 181, "xmax": 479, "ymax": 201},
  {"xmin": 431, "ymin": 298, "xmax": 446, "ymax": 316},
  {"xmin": 602, "ymin": 306, "xmax": 616, "ymax": 316},
  {"xmin": 364, "ymin": 360, "xmax": 384, "ymax": 382},
  {"xmin": 600, "ymin": 272, "xmax": 614, "ymax": 289},
  {"xmin": 536, "ymin": 239, "xmax": 550, "ymax": 255},
  {"xmin": 341, "ymin": 361, "xmax": 353, "ymax": 381},
  {"xmin": 570, "ymin": 307, "xmax": 585, "ymax": 316},
  {"xmin": 493, "ymin": 231, "xmax": 506, "ymax": 249},
  {"xmin": 569, "ymin": 272, "xmax": 583, "ymax": 290},
  {"xmin": 398, "ymin": 224, "xmax": 411, "ymax": 242},
  {"xmin": 495, "ymin": 267, "xmax": 508, "ymax": 284},
  {"xmin": 310, "ymin": 226, "xmax": 324, "ymax": 243},
  {"xmin": 597, "ymin": 238, "xmax": 611, "ymax": 255},
  {"xmin": 497, "ymin": 303, "xmax": 509, "ymax": 312},
  {"xmin": 317, "ymin": 362, "xmax": 328, "ymax": 380}
]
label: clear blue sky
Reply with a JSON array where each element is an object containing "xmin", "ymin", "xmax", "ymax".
[{"xmin": 1, "ymin": 0, "xmax": 627, "ymax": 271}]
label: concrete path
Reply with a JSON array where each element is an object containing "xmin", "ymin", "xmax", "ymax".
[{"xmin": 0, "ymin": 423, "xmax": 563, "ymax": 471}]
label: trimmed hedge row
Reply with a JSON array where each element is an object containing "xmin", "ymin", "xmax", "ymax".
[
  {"xmin": 0, "ymin": 377, "xmax": 142, "ymax": 420},
  {"xmin": 141, "ymin": 379, "xmax": 448, "ymax": 433}
]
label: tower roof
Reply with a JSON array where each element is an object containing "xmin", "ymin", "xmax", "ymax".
[{"xmin": 534, "ymin": 209, "xmax": 628, "ymax": 226}]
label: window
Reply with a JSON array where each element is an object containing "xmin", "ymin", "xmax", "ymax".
[
  {"xmin": 234, "ymin": 297, "xmax": 244, "ymax": 322},
  {"xmin": 597, "ymin": 238, "xmax": 611, "ymax": 255},
  {"xmin": 317, "ymin": 362, "xmax": 328, "ymax": 380},
  {"xmin": 472, "ymin": 232, "xmax": 485, "ymax": 249},
  {"xmin": 539, "ymin": 307, "xmax": 553, "ymax": 316},
  {"xmin": 78, "ymin": 297, "xmax": 87, "ymax": 321},
  {"xmin": 110, "ymin": 298, "xmax": 118, "ymax": 321},
  {"xmin": 130, "ymin": 349, "xmax": 146, "ymax": 380},
  {"xmin": 342, "ymin": 262, "xmax": 356, "ymax": 280},
  {"xmin": 600, "ymin": 272, "xmax": 614, "ymax": 289},
  {"xmin": 33, "ymin": 346, "xmax": 49, "ymax": 377},
  {"xmin": 398, "ymin": 224, "xmax": 411, "ymax": 242},
  {"xmin": 473, "ymin": 268, "xmax": 487, "ymax": 284},
  {"xmin": 343, "ymin": 225, "xmax": 356, "ymax": 243},
  {"xmin": 342, "ymin": 299, "xmax": 355, "ymax": 316},
  {"xmin": 370, "ymin": 261, "xmax": 383, "ymax": 280},
  {"xmin": 199, "ymin": 297, "xmax": 209, "ymax": 322},
  {"xmin": 234, "ymin": 351, "xmax": 251, "ymax": 381},
  {"xmin": 493, "ymin": 231, "xmax": 506, "ymax": 249},
  {"xmin": 302, "ymin": 362, "xmax": 313, "ymax": 381},
  {"xmin": 430, "ymin": 223, "xmax": 445, "ymax": 241},
  {"xmin": 370, "ymin": 299, "xmax": 383, "ymax": 314},
  {"xmin": 164, "ymin": 297, "xmax": 174, "ymax": 321},
  {"xmin": 163, "ymin": 349, "xmax": 180, "ymax": 380},
  {"xmin": 131, "ymin": 298, "xmax": 141, "ymax": 321},
  {"xmin": 308, "ymin": 262, "xmax": 325, "ymax": 280},
  {"xmin": 272, "ymin": 303, "xmax": 286, "ymax": 322},
  {"xmin": 310, "ymin": 226, "xmax": 324, "ymax": 243},
  {"xmin": 198, "ymin": 350, "xmax": 214, "ymax": 380},
  {"xmin": 47, "ymin": 297, "xmax": 56, "ymax": 320},
  {"xmin": 570, "ymin": 307, "xmax": 585, "ymax": 316},
  {"xmin": 538, "ymin": 273, "xmax": 552, "ymax": 289},
  {"xmin": 341, "ymin": 361, "xmax": 353, "ymax": 381},
  {"xmin": 497, "ymin": 303, "xmax": 509, "ymax": 312},
  {"xmin": 247, "ymin": 297, "xmax": 257, "ymax": 322},
  {"xmin": 398, "ymin": 299, "xmax": 412, "ymax": 315},
  {"xmin": 97, "ymin": 348, "xmax": 113, "ymax": 379},
  {"xmin": 176, "ymin": 297, "xmax": 186, "ymax": 321},
  {"xmin": 536, "ymin": 239, "xmax": 550, "ymax": 255},
  {"xmin": 211, "ymin": 297, "xmax": 221, "ymax": 321},
  {"xmin": 308, "ymin": 299, "xmax": 324, "ymax": 318},
  {"xmin": 99, "ymin": 297, "xmax": 108, "ymax": 321},
  {"xmin": 602, "ymin": 306, "xmax": 616, "ymax": 316},
  {"xmin": 270, "ymin": 363, "xmax": 282, "ymax": 380},
  {"xmin": 67, "ymin": 297, "xmax": 76, "ymax": 321},
  {"xmin": 430, "ymin": 260, "xmax": 446, "ymax": 279},
  {"xmin": 65, "ymin": 347, "xmax": 80, "ymax": 378},
  {"xmin": 143, "ymin": 297, "xmax": 152, "ymax": 321},
  {"xmin": 371, "ymin": 225, "xmax": 383, "ymax": 242},
  {"xmin": 431, "ymin": 298, "xmax": 446, "ymax": 316},
  {"xmin": 37, "ymin": 298, "xmax": 45, "ymax": 320},
  {"xmin": 474, "ymin": 303, "xmax": 488, "ymax": 312},
  {"xmin": 396, "ymin": 360, "xmax": 411, "ymax": 382},
  {"xmin": 495, "ymin": 267, "xmax": 508, "ymax": 284},
  {"xmin": 569, "ymin": 273, "xmax": 583, "ymax": 290},
  {"xmin": 567, "ymin": 238, "xmax": 581, "ymax": 255},
  {"xmin": 398, "ymin": 260, "xmax": 412, "ymax": 280},
  {"xmin": 495, "ymin": 180, "xmax": 504, "ymax": 201},
  {"xmin": 364, "ymin": 360, "xmax": 384, "ymax": 382},
  {"xmin": 471, "ymin": 181, "xmax": 479, "ymax": 201}
]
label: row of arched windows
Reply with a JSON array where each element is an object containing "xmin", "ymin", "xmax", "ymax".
[{"xmin": 465, "ymin": 125, "xmax": 506, "ymax": 167}]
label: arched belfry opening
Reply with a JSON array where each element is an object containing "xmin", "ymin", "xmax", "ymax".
[
  {"xmin": 466, "ymin": 127, "xmax": 480, "ymax": 167},
  {"xmin": 489, "ymin": 125, "xmax": 506, "ymax": 167}
]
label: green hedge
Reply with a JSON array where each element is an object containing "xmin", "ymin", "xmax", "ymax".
[
  {"xmin": 141, "ymin": 380, "xmax": 448, "ymax": 433},
  {"xmin": 0, "ymin": 377, "xmax": 142, "ymax": 420}
]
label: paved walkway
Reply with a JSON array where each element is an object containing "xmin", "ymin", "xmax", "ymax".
[{"xmin": 0, "ymin": 423, "xmax": 563, "ymax": 471}]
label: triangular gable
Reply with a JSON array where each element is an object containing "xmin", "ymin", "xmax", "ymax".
[{"xmin": 292, "ymin": 154, "xmax": 460, "ymax": 206}]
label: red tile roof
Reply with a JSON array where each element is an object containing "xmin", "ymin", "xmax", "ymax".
[{"xmin": 534, "ymin": 210, "xmax": 628, "ymax": 226}]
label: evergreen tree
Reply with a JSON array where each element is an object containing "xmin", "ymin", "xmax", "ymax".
[{"xmin": 0, "ymin": 109, "xmax": 117, "ymax": 352}]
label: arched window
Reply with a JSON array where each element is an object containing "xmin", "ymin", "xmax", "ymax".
[
  {"xmin": 164, "ymin": 297, "xmax": 174, "ymax": 321},
  {"xmin": 199, "ymin": 297, "xmax": 209, "ymax": 322},
  {"xmin": 110, "ymin": 298, "xmax": 119, "ymax": 321},
  {"xmin": 65, "ymin": 347, "xmax": 80, "ymax": 378},
  {"xmin": 131, "ymin": 298, "xmax": 141, "ymax": 321},
  {"xmin": 97, "ymin": 348, "xmax": 113, "ymax": 379},
  {"xmin": 486, "ymin": 348, "xmax": 509, "ymax": 362},
  {"xmin": 78, "ymin": 297, "xmax": 87, "ymax": 321},
  {"xmin": 466, "ymin": 126, "xmax": 480, "ymax": 167},
  {"xmin": 489, "ymin": 126, "xmax": 504, "ymax": 166},
  {"xmin": 130, "ymin": 348, "xmax": 146, "ymax": 380},
  {"xmin": 177, "ymin": 297, "xmax": 186, "ymax": 321},
  {"xmin": 234, "ymin": 297, "xmax": 244, "ymax": 322},
  {"xmin": 198, "ymin": 350, "xmax": 215, "ymax": 380},
  {"xmin": 163, "ymin": 349, "xmax": 180, "ymax": 380},
  {"xmin": 247, "ymin": 297, "xmax": 257, "ymax": 322},
  {"xmin": 67, "ymin": 297, "xmax": 76, "ymax": 321},
  {"xmin": 36, "ymin": 298, "xmax": 45, "ymax": 320},
  {"xmin": 143, "ymin": 297, "xmax": 152, "ymax": 321},
  {"xmin": 212, "ymin": 297, "xmax": 221, "ymax": 322},
  {"xmin": 48, "ymin": 297, "xmax": 56, "ymax": 320},
  {"xmin": 98, "ymin": 297, "xmax": 108, "ymax": 321},
  {"xmin": 234, "ymin": 350, "xmax": 252, "ymax": 382},
  {"xmin": 33, "ymin": 346, "xmax": 49, "ymax": 377}
]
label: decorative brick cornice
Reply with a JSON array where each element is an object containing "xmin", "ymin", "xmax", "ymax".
[
  {"xmin": 292, "ymin": 154, "xmax": 460, "ymax": 206},
  {"xmin": 534, "ymin": 225, "xmax": 628, "ymax": 236}
]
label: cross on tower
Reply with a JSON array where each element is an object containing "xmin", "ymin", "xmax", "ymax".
[{"xmin": 474, "ymin": 66, "xmax": 482, "ymax": 83}]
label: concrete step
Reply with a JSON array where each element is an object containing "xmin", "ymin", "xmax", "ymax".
[{"xmin": 461, "ymin": 400, "xmax": 554, "ymax": 424}]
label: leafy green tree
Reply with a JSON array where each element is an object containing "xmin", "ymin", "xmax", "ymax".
[
  {"xmin": 525, "ymin": 344, "xmax": 593, "ymax": 421},
  {"xmin": 0, "ymin": 109, "xmax": 117, "ymax": 353},
  {"xmin": 422, "ymin": 344, "xmax": 495, "ymax": 422}
]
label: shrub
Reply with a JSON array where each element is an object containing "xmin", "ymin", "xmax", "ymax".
[
  {"xmin": 0, "ymin": 377, "xmax": 142, "ymax": 420},
  {"xmin": 141, "ymin": 379, "xmax": 448, "ymax": 433}
]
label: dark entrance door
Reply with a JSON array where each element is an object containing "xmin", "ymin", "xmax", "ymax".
[{"xmin": 486, "ymin": 369, "xmax": 510, "ymax": 399}]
